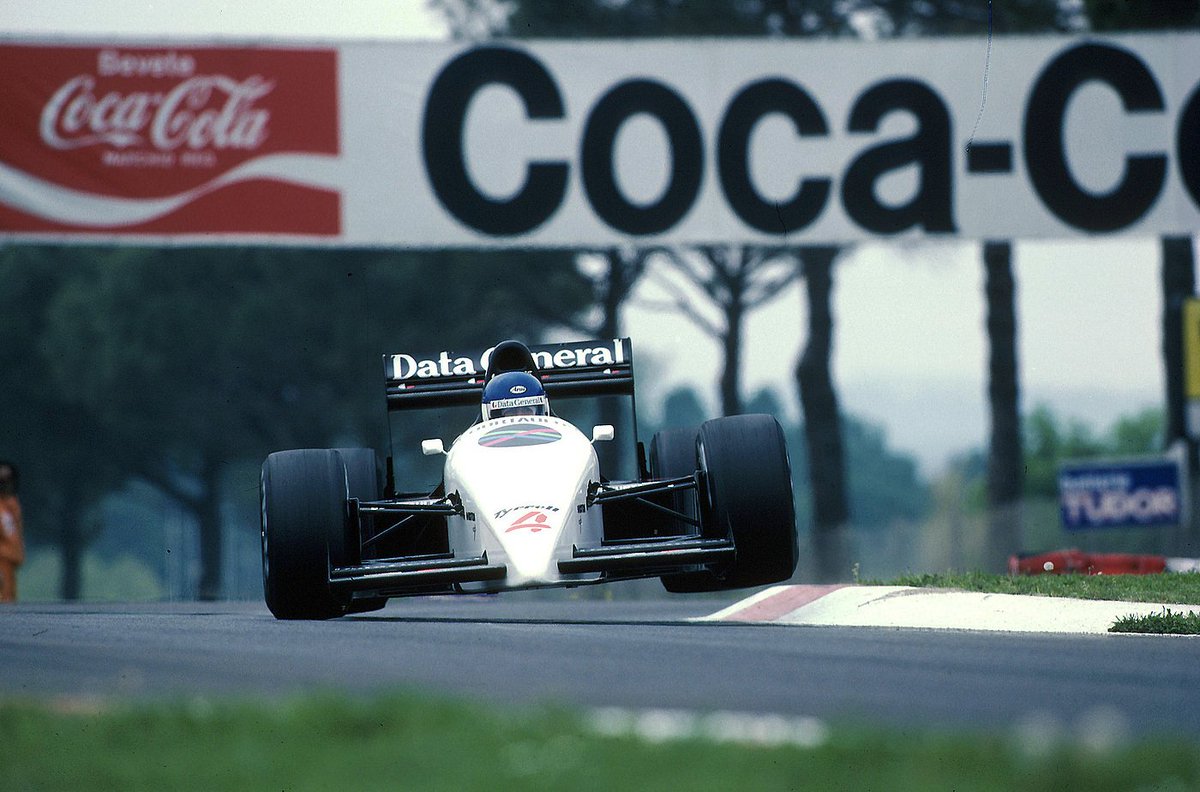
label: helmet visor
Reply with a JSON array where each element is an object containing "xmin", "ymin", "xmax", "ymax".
[{"xmin": 483, "ymin": 395, "xmax": 549, "ymax": 420}]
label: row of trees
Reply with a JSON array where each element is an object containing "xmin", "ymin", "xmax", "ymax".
[
  {"xmin": 4, "ymin": 241, "xmax": 941, "ymax": 598},
  {"xmin": 0, "ymin": 245, "xmax": 592, "ymax": 598},
  {"xmin": 4, "ymin": 237, "xmax": 1182, "ymax": 596}
]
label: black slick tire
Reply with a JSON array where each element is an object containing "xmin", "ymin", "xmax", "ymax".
[
  {"xmin": 661, "ymin": 414, "xmax": 798, "ymax": 592},
  {"xmin": 699, "ymin": 414, "xmax": 798, "ymax": 588},
  {"xmin": 648, "ymin": 426, "xmax": 699, "ymax": 534},
  {"xmin": 648, "ymin": 427, "xmax": 717, "ymax": 593},
  {"xmin": 336, "ymin": 447, "xmax": 387, "ymax": 615},
  {"xmin": 261, "ymin": 449, "xmax": 349, "ymax": 620}
]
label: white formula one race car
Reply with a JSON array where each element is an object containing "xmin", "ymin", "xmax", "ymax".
[{"xmin": 260, "ymin": 338, "xmax": 797, "ymax": 619}]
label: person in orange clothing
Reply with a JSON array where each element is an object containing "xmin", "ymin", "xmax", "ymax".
[{"xmin": 0, "ymin": 461, "xmax": 25, "ymax": 603}]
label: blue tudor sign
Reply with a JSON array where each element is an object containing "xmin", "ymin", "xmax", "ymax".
[{"xmin": 1058, "ymin": 458, "xmax": 1183, "ymax": 530}]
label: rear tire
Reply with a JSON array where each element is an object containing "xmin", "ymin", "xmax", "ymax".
[
  {"xmin": 337, "ymin": 447, "xmax": 380, "ymax": 503},
  {"xmin": 648, "ymin": 426, "xmax": 699, "ymax": 534},
  {"xmin": 336, "ymin": 448, "xmax": 387, "ymax": 615},
  {"xmin": 261, "ymin": 449, "xmax": 350, "ymax": 620},
  {"xmin": 649, "ymin": 427, "xmax": 716, "ymax": 594}
]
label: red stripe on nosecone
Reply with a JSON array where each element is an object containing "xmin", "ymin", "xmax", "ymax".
[
  {"xmin": 480, "ymin": 429, "xmax": 554, "ymax": 446},
  {"xmin": 723, "ymin": 585, "xmax": 846, "ymax": 622}
]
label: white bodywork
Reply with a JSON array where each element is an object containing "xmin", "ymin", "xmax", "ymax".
[{"xmin": 442, "ymin": 415, "xmax": 605, "ymax": 590}]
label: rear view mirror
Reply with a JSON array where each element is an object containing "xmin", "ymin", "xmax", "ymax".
[
  {"xmin": 421, "ymin": 439, "xmax": 446, "ymax": 456},
  {"xmin": 591, "ymin": 425, "xmax": 615, "ymax": 443}
]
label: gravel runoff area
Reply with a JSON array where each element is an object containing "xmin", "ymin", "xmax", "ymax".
[{"xmin": 700, "ymin": 585, "xmax": 1200, "ymax": 634}]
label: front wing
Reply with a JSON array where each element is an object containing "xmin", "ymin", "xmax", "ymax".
[{"xmin": 329, "ymin": 475, "xmax": 734, "ymax": 599}]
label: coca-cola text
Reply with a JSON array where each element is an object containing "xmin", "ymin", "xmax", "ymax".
[{"xmin": 40, "ymin": 73, "xmax": 274, "ymax": 152}]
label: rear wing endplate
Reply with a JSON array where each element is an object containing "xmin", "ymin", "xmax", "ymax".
[{"xmin": 384, "ymin": 338, "xmax": 634, "ymax": 411}]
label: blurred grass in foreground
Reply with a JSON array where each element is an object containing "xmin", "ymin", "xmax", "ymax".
[{"xmin": 4, "ymin": 692, "xmax": 1198, "ymax": 791}]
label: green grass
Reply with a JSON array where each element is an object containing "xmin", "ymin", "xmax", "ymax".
[
  {"xmin": 1111, "ymin": 608, "xmax": 1200, "ymax": 635},
  {"xmin": 878, "ymin": 571, "xmax": 1200, "ymax": 634},
  {"xmin": 3, "ymin": 692, "xmax": 1199, "ymax": 791},
  {"xmin": 883, "ymin": 570, "xmax": 1200, "ymax": 606}
]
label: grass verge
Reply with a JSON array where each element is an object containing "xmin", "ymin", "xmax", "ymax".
[
  {"xmin": 885, "ymin": 571, "xmax": 1200, "ymax": 605},
  {"xmin": 1111, "ymin": 608, "xmax": 1200, "ymax": 635},
  {"xmin": 4, "ymin": 692, "xmax": 1199, "ymax": 791},
  {"xmin": 881, "ymin": 571, "xmax": 1200, "ymax": 634}
]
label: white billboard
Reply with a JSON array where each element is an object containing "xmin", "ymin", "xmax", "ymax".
[{"xmin": 1, "ymin": 33, "xmax": 1197, "ymax": 246}]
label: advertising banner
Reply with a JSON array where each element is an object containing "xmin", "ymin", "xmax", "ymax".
[
  {"xmin": 0, "ymin": 44, "xmax": 340, "ymax": 236},
  {"xmin": 1058, "ymin": 458, "xmax": 1184, "ymax": 530},
  {"xmin": 0, "ymin": 34, "xmax": 1197, "ymax": 246},
  {"xmin": 1185, "ymin": 297, "xmax": 1200, "ymax": 437}
]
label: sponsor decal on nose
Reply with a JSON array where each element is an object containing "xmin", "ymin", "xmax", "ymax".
[{"xmin": 506, "ymin": 510, "xmax": 552, "ymax": 533}]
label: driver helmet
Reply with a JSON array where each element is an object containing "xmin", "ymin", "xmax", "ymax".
[{"xmin": 481, "ymin": 371, "xmax": 549, "ymax": 421}]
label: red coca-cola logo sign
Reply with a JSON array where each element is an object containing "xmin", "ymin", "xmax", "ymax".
[
  {"xmin": 0, "ymin": 44, "xmax": 340, "ymax": 235},
  {"xmin": 40, "ymin": 73, "xmax": 274, "ymax": 152}
]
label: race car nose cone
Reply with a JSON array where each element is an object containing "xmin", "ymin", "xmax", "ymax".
[{"xmin": 494, "ymin": 507, "xmax": 567, "ymax": 585}]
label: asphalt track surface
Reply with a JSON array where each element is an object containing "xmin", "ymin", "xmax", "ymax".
[{"xmin": 3, "ymin": 595, "xmax": 1198, "ymax": 738}]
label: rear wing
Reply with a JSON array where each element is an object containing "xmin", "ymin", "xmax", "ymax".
[{"xmin": 384, "ymin": 338, "xmax": 634, "ymax": 411}]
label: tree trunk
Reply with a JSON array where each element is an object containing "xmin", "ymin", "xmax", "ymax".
[
  {"xmin": 795, "ymin": 247, "xmax": 848, "ymax": 581},
  {"xmin": 195, "ymin": 458, "xmax": 223, "ymax": 601},
  {"xmin": 720, "ymin": 295, "xmax": 744, "ymax": 416},
  {"xmin": 595, "ymin": 249, "xmax": 643, "ymax": 477},
  {"xmin": 596, "ymin": 249, "xmax": 628, "ymax": 340},
  {"xmin": 58, "ymin": 492, "xmax": 85, "ymax": 601},
  {"xmin": 983, "ymin": 241, "xmax": 1022, "ymax": 571},
  {"xmin": 1162, "ymin": 237, "xmax": 1195, "ymax": 446},
  {"xmin": 1161, "ymin": 236, "xmax": 1197, "ymax": 553}
]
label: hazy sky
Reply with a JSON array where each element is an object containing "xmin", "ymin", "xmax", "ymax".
[
  {"xmin": 0, "ymin": 1, "xmax": 447, "ymax": 40},
  {"xmin": 629, "ymin": 239, "xmax": 1170, "ymax": 474},
  {"xmin": 1, "ymin": 2, "xmax": 1184, "ymax": 473}
]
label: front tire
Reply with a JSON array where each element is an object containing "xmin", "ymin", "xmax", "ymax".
[
  {"xmin": 261, "ymin": 449, "xmax": 349, "ymax": 620},
  {"xmin": 700, "ymin": 414, "xmax": 798, "ymax": 588},
  {"xmin": 661, "ymin": 415, "xmax": 798, "ymax": 592}
]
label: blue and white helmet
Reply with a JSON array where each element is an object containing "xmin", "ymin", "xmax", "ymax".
[{"xmin": 481, "ymin": 371, "xmax": 549, "ymax": 420}]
